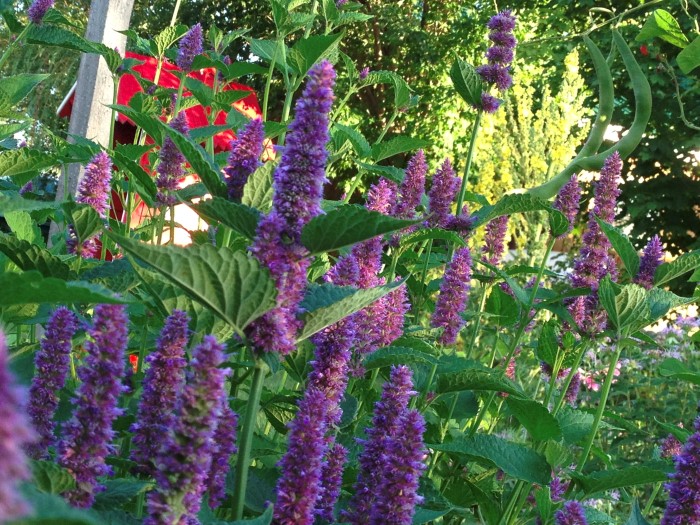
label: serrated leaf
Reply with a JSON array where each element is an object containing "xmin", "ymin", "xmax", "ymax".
[
  {"xmin": 450, "ymin": 58, "xmax": 483, "ymax": 107},
  {"xmin": 0, "ymin": 271, "xmax": 126, "ymax": 306},
  {"xmin": 108, "ymin": 105, "xmax": 163, "ymax": 145},
  {"xmin": 301, "ymin": 205, "xmax": 420, "ymax": 255},
  {"xmin": 436, "ymin": 368, "xmax": 524, "ymax": 397},
  {"xmin": 63, "ymin": 202, "xmax": 103, "ymax": 245},
  {"xmin": 354, "ymin": 161, "xmax": 405, "ymax": 183},
  {"xmin": 242, "ymin": 161, "xmax": 275, "ymax": 212},
  {"xmin": 636, "ymin": 9, "xmax": 688, "ymax": 48},
  {"xmin": 677, "ymin": 35, "xmax": 700, "ymax": 74},
  {"xmin": 361, "ymin": 70, "xmax": 411, "ymax": 109},
  {"xmin": 624, "ymin": 500, "xmax": 652, "ymax": 525},
  {"xmin": 598, "ymin": 277, "xmax": 649, "ymax": 335},
  {"xmin": 226, "ymin": 505, "xmax": 274, "ymax": 524},
  {"xmin": 289, "ymin": 33, "xmax": 343, "ymax": 78},
  {"xmin": 571, "ymin": 464, "xmax": 671, "ymax": 497},
  {"xmin": 596, "ymin": 218, "xmax": 640, "ymax": 279},
  {"xmin": 0, "ymin": 195, "xmax": 60, "ymax": 214},
  {"xmin": 81, "ymin": 258, "xmax": 138, "ymax": 294},
  {"xmin": 413, "ymin": 508, "xmax": 450, "ymax": 525},
  {"xmin": 505, "ymin": 397, "xmax": 562, "ymax": 441},
  {"xmin": 399, "ymin": 227, "xmax": 467, "ymax": 248},
  {"xmin": 473, "ymin": 193, "xmax": 566, "ymax": 229},
  {"xmin": 658, "ymin": 357, "xmax": 700, "ymax": 385},
  {"xmin": 655, "ymin": 250, "xmax": 700, "ymax": 286},
  {"xmin": 428, "ymin": 435, "xmax": 551, "ymax": 485},
  {"xmin": 31, "ymin": 461, "xmax": 76, "ymax": 494},
  {"xmin": 484, "ymin": 285, "xmax": 520, "ymax": 326},
  {"xmin": 333, "ymin": 123, "xmax": 371, "ymax": 157},
  {"xmin": 18, "ymin": 485, "xmax": 101, "ymax": 525},
  {"xmin": 191, "ymin": 198, "xmax": 261, "ymax": 239},
  {"xmin": 298, "ymin": 280, "xmax": 404, "ymax": 341},
  {"xmin": 212, "ymin": 90, "xmax": 252, "ymax": 113},
  {"xmin": 249, "ymin": 38, "xmax": 291, "ymax": 73},
  {"xmin": 110, "ymin": 234, "xmax": 276, "ymax": 335},
  {"xmin": 0, "ymin": 149, "xmax": 57, "ymax": 186},
  {"xmin": 93, "ymin": 479, "xmax": 154, "ymax": 510},
  {"xmin": 371, "ymin": 135, "xmax": 429, "ymax": 162},
  {"xmin": 537, "ymin": 319, "xmax": 560, "ymax": 366},
  {"xmin": 153, "ymin": 25, "xmax": 187, "ymax": 57},
  {"xmin": 0, "ymin": 234, "xmax": 73, "ymax": 279},
  {"xmin": 5, "ymin": 210, "xmax": 42, "ymax": 245},
  {"xmin": 112, "ymin": 149, "xmax": 157, "ymax": 207},
  {"xmin": 0, "ymin": 73, "xmax": 50, "ymax": 105},
  {"xmin": 364, "ymin": 346, "xmax": 438, "ymax": 370},
  {"xmin": 26, "ymin": 24, "xmax": 114, "ymax": 56},
  {"xmin": 556, "ymin": 407, "xmax": 594, "ymax": 444}
]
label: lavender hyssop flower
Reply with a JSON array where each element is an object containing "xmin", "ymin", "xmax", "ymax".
[
  {"xmin": 634, "ymin": 235, "xmax": 663, "ymax": 289},
  {"xmin": 661, "ymin": 410, "xmax": 700, "ymax": 524},
  {"xmin": 28, "ymin": 0, "xmax": 53, "ymax": 24},
  {"xmin": 555, "ymin": 500, "xmax": 588, "ymax": 525},
  {"xmin": 475, "ymin": 10, "xmax": 517, "ymax": 113},
  {"xmin": 155, "ymin": 113, "xmax": 189, "ymax": 207},
  {"xmin": 77, "ymin": 151, "xmax": 112, "ymax": 217},
  {"xmin": 553, "ymin": 174, "xmax": 582, "ymax": 237},
  {"xmin": 432, "ymin": 246, "xmax": 472, "ymax": 345},
  {"xmin": 225, "ymin": 117, "xmax": 265, "ymax": 201},
  {"xmin": 177, "ymin": 23, "xmax": 203, "ymax": 71}
]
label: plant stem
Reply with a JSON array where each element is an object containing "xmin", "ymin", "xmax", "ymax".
[
  {"xmin": 454, "ymin": 109, "xmax": 482, "ymax": 218},
  {"xmin": 261, "ymin": 40, "xmax": 281, "ymax": 122},
  {"xmin": 0, "ymin": 24, "xmax": 30, "ymax": 71}
]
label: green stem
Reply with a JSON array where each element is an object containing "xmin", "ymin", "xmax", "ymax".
[
  {"xmin": 261, "ymin": 40, "xmax": 281, "ymax": 122},
  {"xmin": 231, "ymin": 360, "xmax": 268, "ymax": 520},
  {"xmin": 169, "ymin": 0, "xmax": 183, "ymax": 26},
  {"xmin": 374, "ymin": 109, "xmax": 398, "ymax": 145},
  {"xmin": 413, "ymin": 239, "xmax": 434, "ymax": 316},
  {"xmin": 454, "ymin": 110, "xmax": 482, "ymax": 218},
  {"xmin": 0, "ymin": 24, "xmax": 30, "ymax": 71},
  {"xmin": 644, "ymin": 482, "xmax": 662, "ymax": 515}
]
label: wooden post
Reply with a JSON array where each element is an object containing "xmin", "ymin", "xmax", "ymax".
[{"xmin": 54, "ymin": 0, "xmax": 135, "ymax": 202}]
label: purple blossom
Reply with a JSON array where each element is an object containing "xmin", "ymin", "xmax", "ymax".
[
  {"xmin": 156, "ymin": 113, "xmax": 189, "ymax": 207},
  {"xmin": 480, "ymin": 92, "xmax": 502, "ymax": 114},
  {"xmin": 206, "ymin": 403, "xmax": 238, "ymax": 509},
  {"xmin": 394, "ymin": 150, "xmax": 427, "ymax": 220},
  {"xmin": 177, "ymin": 23, "xmax": 203, "ymax": 71},
  {"xmin": 130, "ymin": 310, "xmax": 189, "ymax": 476},
  {"xmin": 58, "ymin": 304, "xmax": 128, "ymax": 508},
  {"xmin": 225, "ymin": 118, "xmax": 265, "ymax": 201},
  {"xmin": 660, "ymin": 433, "xmax": 683, "ymax": 459},
  {"xmin": 28, "ymin": 0, "xmax": 53, "ymax": 24},
  {"xmin": 146, "ymin": 336, "xmax": 230, "ymax": 525},
  {"xmin": 475, "ymin": 10, "xmax": 517, "ymax": 112},
  {"xmin": 19, "ymin": 181, "xmax": 33, "ymax": 195},
  {"xmin": 476, "ymin": 63, "xmax": 513, "ymax": 91},
  {"xmin": 553, "ymin": 174, "xmax": 582, "ymax": 236},
  {"xmin": 316, "ymin": 442, "xmax": 347, "ymax": 522},
  {"xmin": 635, "ymin": 235, "xmax": 663, "ymax": 289},
  {"xmin": 564, "ymin": 372, "xmax": 581, "ymax": 406},
  {"xmin": 427, "ymin": 158, "xmax": 459, "ymax": 228},
  {"xmin": 26, "ymin": 307, "xmax": 78, "ymax": 459},
  {"xmin": 247, "ymin": 61, "xmax": 335, "ymax": 355},
  {"xmin": 0, "ymin": 330, "xmax": 36, "ymax": 521},
  {"xmin": 447, "ymin": 204, "xmax": 476, "ymax": 235},
  {"xmin": 662, "ymin": 413, "xmax": 700, "ymax": 524},
  {"xmin": 354, "ymin": 282, "xmax": 409, "ymax": 356},
  {"xmin": 550, "ymin": 477, "xmax": 569, "ymax": 502},
  {"xmin": 432, "ymin": 246, "xmax": 472, "ymax": 345},
  {"xmin": 77, "ymin": 151, "xmax": 112, "ymax": 217},
  {"xmin": 487, "ymin": 10, "xmax": 517, "ymax": 31},
  {"xmin": 555, "ymin": 501, "xmax": 588, "ymax": 525},
  {"xmin": 345, "ymin": 366, "xmax": 417, "ymax": 524},
  {"xmin": 482, "ymin": 215, "xmax": 509, "ymax": 266},
  {"xmin": 359, "ymin": 67, "xmax": 370, "ymax": 80},
  {"xmin": 66, "ymin": 225, "xmax": 100, "ymax": 259}
]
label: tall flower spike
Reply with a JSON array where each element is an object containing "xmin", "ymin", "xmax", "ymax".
[
  {"xmin": 482, "ymin": 215, "xmax": 509, "ymax": 266},
  {"xmin": 0, "ymin": 330, "xmax": 36, "ymax": 522},
  {"xmin": 26, "ymin": 307, "xmax": 78, "ymax": 459},
  {"xmin": 225, "ymin": 118, "xmax": 265, "ymax": 201},
  {"xmin": 475, "ymin": 10, "xmax": 517, "ymax": 113},
  {"xmin": 206, "ymin": 403, "xmax": 238, "ymax": 509},
  {"xmin": 553, "ymin": 174, "xmax": 581, "ymax": 237},
  {"xmin": 432, "ymin": 247, "xmax": 472, "ymax": 345},
  {"xmin": 555, "ymin": 501, "xmax": 589, "ymax": 525},
  {"xmin": 77, "ymin": 151, "xmax": 112, "ymax": 217},
  {"xmin": 394, "ymin": 150, "xmax": 427, "ymax": 220},
  {"xmin": 661, "ymin": 411, "xmax": 700, "ymax": 524},
  {"xmin": 58, "ymin": 304, "xmax": 128, "ymax": 508},
  {"xmin": 146, "ymin": 336, "xmax": 230, "ymax": 525},
  {"xmin": 635, "ymin": 235, "xmax": 663, "ymax": 289},
  {"xmin": 427, "ymin": 158, "xmax": 459, "ymax": 229},
  {"xmin": 27, "ymin": 0, "xmax": 53, "ymax": 24},
  {"xmin": 177, "ymin": 23, "xmax": 203, "ymax": 71},
  {"xmin": 316, "ymin": 443, "xmax": 347, "ymax": 522},
  {"xmin": 155, "ymin": 113, "xmax": 189, "ymax": 207},
  {"xmin": 248, "ymin": 60, "xmax": 335, "ymax": 355},
  {"xmin": 130, "ymin": 310, "xmax": 189, "ymax": 476}
]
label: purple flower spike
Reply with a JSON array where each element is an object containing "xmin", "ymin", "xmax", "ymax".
[
  {"xmin": 177, "ymin": 23, "xmax": 203, "ymax": 71},
  {"xmin": 207, "ymin": 403, "xmax": 238, "ymax": 509},
  {"xmin": 0, "ymin": 330, "xmax": 36, "ymax": 521},
  {"xmin": 359, "ymin": 67, "xmax": 370, "ymax": 80},
  {"xmin": 635, "ymin": 235, "xmax": 663, "ymax": 289},
  {"xmin": 316, "ymin": 442, "xmax": 347, "ymax": 522},
  {"xmin": 77, "ymin": 151, "xmax": 112, "ymax": 217},
  {"xmin": 432, "ymin": 247, "xmax": 472, "ymax": 345},
  {"xmin": 225, "ymin": 118, "xmax": 265, "ymax": 201},
  {"xmin": 487, "ymin": 10, "xmax": 517, "ymax": 31},
  {"xmin": 248, "ymin": 61, "xmax": 335, "ymax": 355},
  {"xmin": 564, "ymin": 372, "xmax": 581, "ymax": 406},
  {"xmin": 394, "ymin": 150, "xmax": 427, "ymax": 220},
  {"xmin": 660, "ymin": 433, "xmax": 683, "ymax": 459},
  {"xmin": 28, "ymin": 0, "xmax": 53, "ymax": 24},
  {"xmin": 26, "ymin": 307, "xmax": 78, "ymax": 460},
  {"xmin": 156, "ymin": 113, "xmax": 189, "ymax": 207},
  {"xmin": 482, "ymin": 215, "xmax": 509, "ymax": 266},
  {"xmin": 146, "ymin": 336, "xmax": 230, "ymax": 525},
  {"xmin": 480, "ymin": 92, "xmax": 501, "ymax": 114},
  {"xmin": 555, "ymin": 501, "xmax": 588, "ymax": 525},
  {"xmin": 428, "ymin": 158, "xmax": 459, "ymax": 229},
  {"xmin": 553, "ymin": 174, "xmax": 582, "ymax": 237},
  {"xmin": 370, "ymin": 409, "xmax": 427, "ymax": 525},
  {"xmin": 130, "ymin": 310, "xmax": 189, "ymax": 476},
  {"xmin": 661, "ymin": 412, "xmax": 700, "ymax": 524},
  {"xmin": 58, "ymin": 304, "xmax": 128, "ymax": 508},
  {"xmin": 475, "ymin": 10, "xmax": 516, "ymax": 112},
  {"xmin": 594, "ymin": 151, "xmax": 622, "ymax": 224}
]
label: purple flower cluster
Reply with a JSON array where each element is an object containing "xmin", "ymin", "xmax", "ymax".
[
  {"xmin": 224, "ymin": 118, "xmax": 265, "ymax": 201},
  {"xmin": 77, "ymin": 151, "xmax": 112, "ymax": 217},
  {"xmin": 130, "ymin": 310, "xmax": 189, "ymax": 476},
  {"xmin": 26, "ymin": 307, "xmax": 78, "ymax": 459},
  {"xmin": 0, "ymin": 330, "xmax": 36, "ymax": 522},
  {"xmin": 177, "ymin": 23, "xmax": 203, "ymax": 71},
  {"xmin": 432, "ymin": 246, "xmax": 472, "ymax": 345},
  {"xmin": 476, "ymin": 10, "xmax": 517, "ymax": 113},
  {"xmin": 427, "ymin": 159, "xmax": 459, "ymax": 228},
  {"xmin": 635, "ymin": 235, "xmax": 663, "ymax": 289},
  {"xmin": 28, "ymin": 0, "xmax": 53, "ymax": 24},
  {"xmin": 146, "ymin": 336, "xmax": 230, "ymax": 525},
  {"xmin": 248, "ymin": 60, "xmax": 335, "ymax": 355},
  {"xmin": 660, "ymin": 433, "xmax": 683, "ymax": 459},
  {"xmin": 555, "ymin": 501, "xmax": 588, "ymax": 525},
  {"xmin": 482, "ymin": 215, "xmax": 509, "ymax": 266},
  {"xmin": 394, "ymin": 150, "xmax": 427, "ymax": 220},
  {"xmin": 206, "ymin": 403, "xmax": 238, "ymax": 509},
  {"xmin": 58, "ymin": 304, "xmax": 128, "ymax": 508},
  {"xmin": 662, "ymin": 412, "xmax": 700, "ymax": 524},
  {"xmin": 156, "ymin": 112, "xmax": 189, "ymax": 207},
  {"xmin": 553, "ymin": 174, "xmax": 582, "ymax": 237},
  {"xmin": 316, "ymin": 443, "xmax": 348, "ymax": 521}
]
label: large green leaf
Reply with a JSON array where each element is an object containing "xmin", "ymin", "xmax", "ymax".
[
  {"xmin": 537, "ymin": 319, "xmax": 560, "ymax": 366},
  {"xmin": 0, "ymin": 271, "xmax": 125, "ymax": 306},
  {"xmin": 242, "ymin": 161, "xmax": 275, "ymax": 212},
  {"xmin": 15, "ymin": 485, "xmax": 101, "ymax": 525},
  {"xmin": 655, "ymin": 250, "xmax": 700, "ymax": 286},
  {"xmin": 636, "ymin": 9, "xmax": 688, "ymax": 48},
  {"xmin": 5, "ymin": 211, "xmax": 43, "ymax": 245},
  {"xmin": 26, "ymin": 24, "xmax": 114, "ymax": 56},
  {"xmin": 31, "ymin": 461, "xmax": 76, "ymax": 495},
  {"xmin": 0, "ymin": 73, "xmax": 50, "ymax": 105},
  {"xmin": 505, "ymin": 397, "xmax": 562, "ymax": 441},
  {"xmin": 371, "ymin": 135, "xmax": 429, "ymax": 163},
  {"xmin": 596, "ymin": 218, "xmax": 640, "ymax": 279},
  {"xmin": 110, "ymin": 234, "xmax": 276, "ymax": 335},
  {"xmin": 63, "ymin": 202, "xmax": 103, "ymax": 245},
  {"xmin": 301, "ymin": 205, "xmax": 420, "ymax": 255},
  {"xmin": 677, "ymin": 35, "xmax": 700, "ymax": 74},
  {"xmin": 361, "ymin": 70, "xmax": 412, "ymax": 109},
  {"xmin": 93, "ymin": 479, "xmax": 154, "ymax": 511},
  {"xmin": 288, "ymin": 33, "xmax": 343, "ymax": 78},
  {"xmin": 191, "ymin": 197, "xmax": 261, "ymax": 239},
  {"xmin": 333, "ymin": 123, "xmax": 371, "ymax": 158},
  {"xmin": 248, "ymin": 38, "xmax": 291, "ymax": 74},
  {"xmin": 0, "ymin": 149, "xmax": 57, "ymax": 187},
  {"xmin": 571, "ymin": 464, "xmax": 671, "ymax": 497},
  {"xmin": 556, "ymin": 407, "xmax": 594, "ymax": 445},
  {"xmin": 399, "ymin": 228, "xmax": 467, "ymax": 248},
  {"xmin": 450, "ymin": 58, "xmax": 483, "ymax": 107},
  {"xmin": 436, "ymin": 368, "xmax": 524, "ymax": 397},
  {"xmin": 624, "ymin": 500, "xmax": 652, "ymax": 525},
  {"xmin": 363, "ymin": 346, "xmax": 439, "ymax": 370},
  {"xmin": 658, "ymin": 357, "xmax": 700, "ymax": 385},
  {"xmin": 108, "ymin": 105, "xmax": 163, "ymax": 145},
  {"xmin": 472, "ymin": 193, "xmax": 566, "ymax": 229},
  {"xmin": 598, "ymin": 277, "xmax": 648, "ymax": 336},
  {"xmin": 428, "ymin": 435, "xmax": 551, "ymax": 485},
  {"xmin": 0, "ymin": 234, "xmax": 74, "ymax": 279}
]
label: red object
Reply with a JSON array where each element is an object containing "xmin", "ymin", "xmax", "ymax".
[
  {"xmin": 129, "ymin": 354, "xmax": 139, "ymax": 372},
  {"xmin": 640, "ymin": 44, "xmax": 649, "ymax": 57}
]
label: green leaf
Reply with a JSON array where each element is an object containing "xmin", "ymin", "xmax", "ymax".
[
  {"xmin": 112, "ymin": 149, "xmax": 157, "ymax": 207},
  {"xmin": 90, "ymin": 510, "xmax": 142, "ymax": 525},
  {"xmin": 4, "ymin": 211, "xmax": 43, "ymax": 245},
  {"xmin": 484, "ymin": 285, "xmax": 520, "ymax": 327},
  {"xmin": 636, "ymin": 9, "xmax": 688, "ymax": 48},
  {"xmin": 0, "ymin": 195, "xmax": 59, "ymax": 215},
  {"xmin": 354, "ymin": 161, "xmax": 405, "ymax": 184},
  {"xmin": 0, "ymin": 271, "xmax": 126, "ymax": 306},
  {"xmin": 413, "ymin": 508, "xmax": 450, "ymax": 525},
  {"xmin": 371, "ymin": 135, "xmax": 429, "ymax": 162},
  {"xmin": 93, "ymin": 479, "xmax": 154, "ymax": 510},
  {"xmin": 333, "ymin": 123, "xmax": 371, "ymax": 157},
  {"xmin": 191, "ymin": 197, "xmax": 261, "ymax": 239},
  {"xmin": 596, "ymin": 218, "xmax": 640, "ymax": 279},
  {"xmin": 361, "ymin": 70, "xmax": 411, "ymax": 109},
  {"xmin": 428, "ymin": 435, "xmax": 551, "ymax": 485},
  {"xmin": 301, "ymin": 205, "xmax": 420, "ymax": 255},
  {"xmin": 655, "ymin": 250, "xmax": 700, "ymax": 286},
  {"xmin": 658, "ymin": 357, "xmax": 700, "ymax": 385},
  {"xmin": 399, "ymin": 227, "xmax": 467, "ymax": 248},
  {"xmin": 556, "ymin": 407, "xmax": 594, "ymax": 444},
  {"xmin": 63, "ymin": 202, "xmax": 103, "ymax": 245},
  {"xmin": 185, "ymin": 77, "xmax": 214, "ymax": 107},
  {"xmin": 624, "ymin": 500, "xmax": 652, "ymax": 525},
  {"xmin": 473, "ymin": 193, "xmax": 566, "ymax": 228},
  {"xmin": 107, "ymin": 105, "xmax": 163, "ymax": 145},
  {"xmin": 153, "ymin": 25, "xmax": 187, "ymax": 57},
  {"xmin": 110, "ymin": 234, "xmax": 276, "ymax": 335},
  {"xmin": 505, "ymin": 397, "xmax": 562, "ymax": 441},
  {"xmin": 364, "ymin": 346, "xmax": 438, "ymax": 370},
  {"xmin": 31, "ymin": 461, "xmax": 76, "ymax": 495},
  {"xmin": 571, "ymin": 464, "xmax": 671, "ymax": 497},
  {"xmin": 16, "ymin": 485, "xmax": 101, "ymax": 525},
  {"xmin": 0, "ymin": 74, "xmax": 50, "ymax": 105},
  {"xmin": 298, "ymin": 280, "xmax": 404, "ymax": 341},
  {"xmin": 242, "ymin": 161, "xmax": 275, "ymax": 212},
  {"xmin": 645, "ymin": 288, "xmax": 696, "ymax": 324},
  {"xmin": 436, "ymin": 368, "xmax": 524, "ymax": 397},
  {"xmin": 249, "ymin": 38, "xmax": 291, "ymax": 73},
  {"xmin": 537, "ymin": 319, "xmax": 560, "ymax": 366},
  {"xmin": 212, "ymin": 90, "xmax": 252, "ymax": 113},
  {"xmin": 225, "ymin": 505, "xmax": 274, "ymax": 525},
  {"xmin": 25, "ymin": 24, "xmax": 114, "ymax": 56},
  {"xmin": 598, "ymin": 277, "xmax": 648, "ymax": 335},
  {"xmin": 0, "ymin": 122, "xmax": 31, "ymax": 142},
  {"xmin": 450, "ymin": 58, "xmax": 483, "ymax": 107},
  {"xmin": 289, "ymin": 33, "xmax": 343, "ymax": 78},
  {"xmin": 677, "ymin": 35, "xmax": 700, "ymax": 74},
  {"xmin": 0, "ymin": 149, "xmax": 57, "ymax": 187},
  {"xmin": 0, "ymin": 234, "xmax": 74, "ymax": 279}
]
